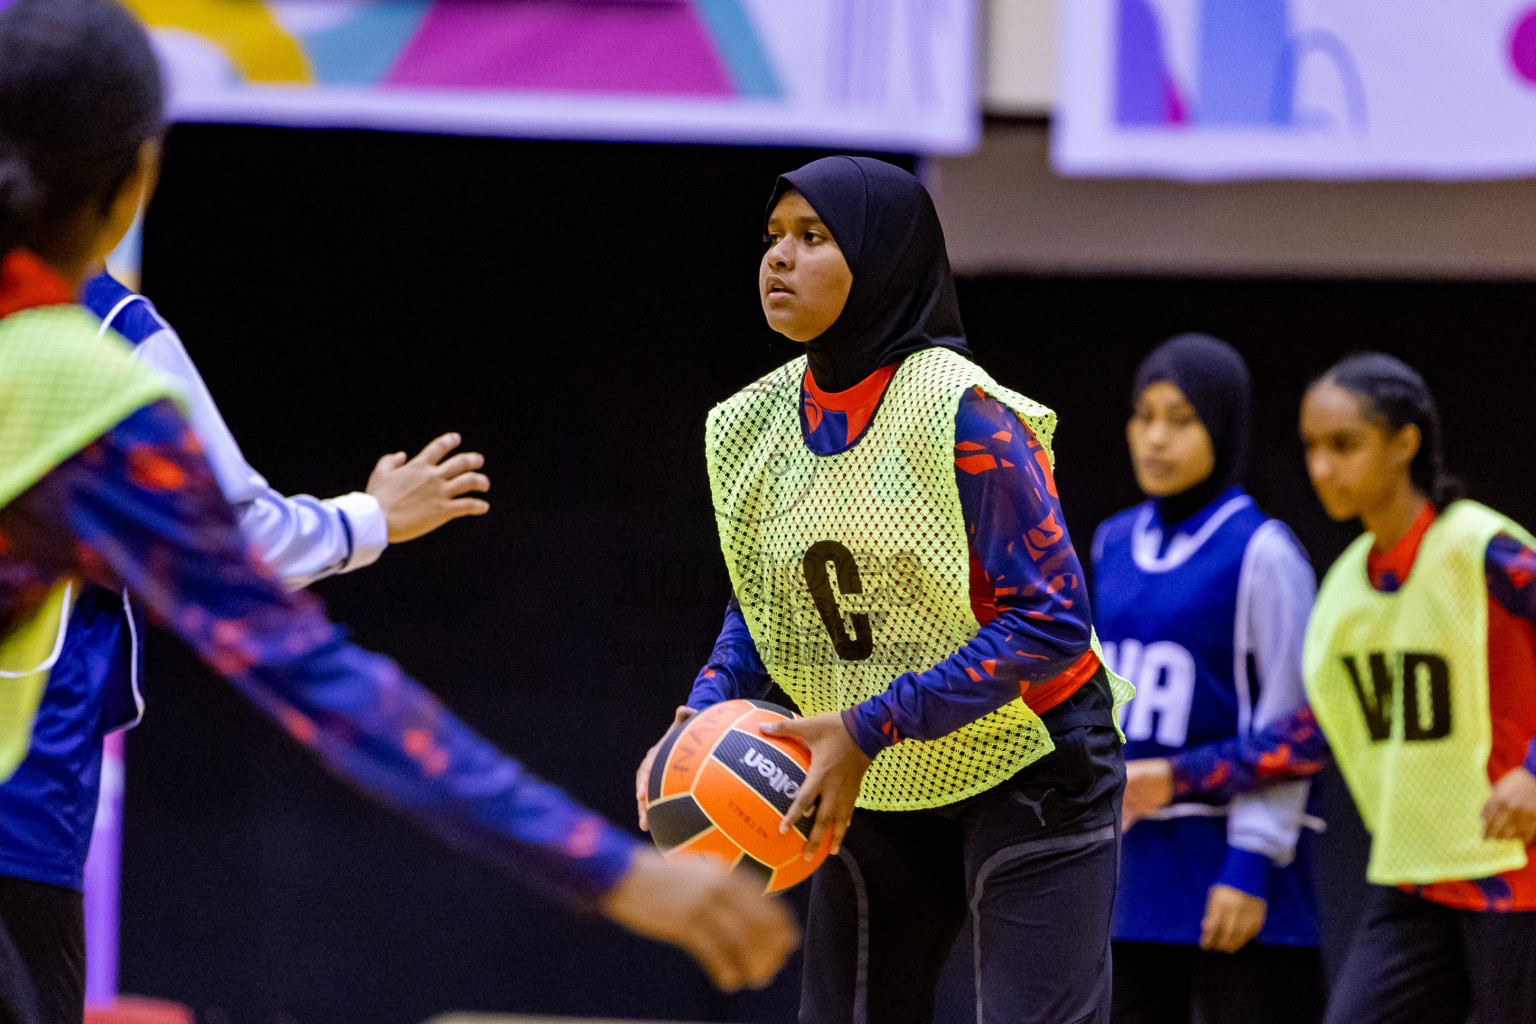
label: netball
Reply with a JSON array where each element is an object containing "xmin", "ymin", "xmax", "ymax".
[{"xmin": 644, "ymin": 699, "xmax": 831, "ymax": 894}]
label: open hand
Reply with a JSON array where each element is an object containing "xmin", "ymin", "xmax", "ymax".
[
  {"xmin": 602, "ymin": 849, "xmax": 799, "ymax": 991},
  {"xmin": 1122, "ymin": 757, "xmax": 1174, "ymax": 832},
  {"xmin": 1482, "ymin": 765, "xmax": 1536, "ymax": 845},
  {"xmin": 1201, "ymin": 884, "xmax": 1267, "ymax": 952},
  {"xmin": 759, "ymin": 711, "xmax": 872, "ymax": 858},
  {"xmin": 366, "ymin": 432, "xmax": 489, "ymax": 543},
  {"xmin": 636, "ymin": 705, "xmax": 696, "ymax": 831}
]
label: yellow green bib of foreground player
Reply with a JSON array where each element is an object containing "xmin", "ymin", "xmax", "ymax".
[{"xmin": 0, "ymin": 305, "xmax": 178, "ymax": 779}]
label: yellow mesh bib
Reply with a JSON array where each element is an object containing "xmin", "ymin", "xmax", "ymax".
[
  {"xmin": 707, "ymin": 347, "xmax": 1129, "ymax": 811},
  {"xmin": 1305, "ymin": 501, "xmax": 1530, "ymax": 884},
  {"xmin": 0, "ymin": 306, "xmax": 178, "ymax": 507},
  {"xmin": 0, "ymin": 582, "xmax": 72, "ymax": 781},
  {"xmin": 0, "ymin": 304, "xmax": 177, "ymax": 780}
]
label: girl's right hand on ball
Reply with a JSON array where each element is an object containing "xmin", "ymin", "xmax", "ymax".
[{"xmin": 636, "ymin": 705, "xmax": 697, "ymax": 830}]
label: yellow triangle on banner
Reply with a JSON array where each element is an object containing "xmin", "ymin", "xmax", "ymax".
[{"xmin": 123, "ymin": 0, "xmax": 314, "ymax": 84}]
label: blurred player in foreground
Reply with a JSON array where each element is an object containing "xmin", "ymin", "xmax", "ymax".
[
  {"xmin": 638, "ymin": 156, "xmax": 1131, "ymax": 1024},
  {"xmin": 1093, "ymin": 334, "xmax": 1322, "ymax": 1024},
  {"xmin": 2, "ymin": 233, "xmax": 494, "ymax": 1024},
  {"xmin": 0, "ymin": 1, "xmax": 796, "ymax": 1020},
  {"xmin": 1125, "ymin": 353, "xmax": 1536, "ymax": 1024}
]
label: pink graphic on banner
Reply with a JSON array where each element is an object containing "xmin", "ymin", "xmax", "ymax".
[
  {"xmin": 385, "ymin": 1, "xmax": 734, "ymax": 95},
  {"xmin": 1512, "ymin": 7, "xmax": 1536, "ymax": 85}
]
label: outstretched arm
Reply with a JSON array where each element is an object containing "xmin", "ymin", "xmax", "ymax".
[
  {"xmin": 0, "ymin": 399, "xmax": 796, "ymax": 988},
  {"xmin": 1156, "ymin": 706, "xmax": 1332, "ymax": 805},
  {"xmin": 87, "ymin": 278, "xmax": 487, "ymax": 589},
  {"xmin": 136, "ymin": 324, "xmax": 488, "ymax": 586},
  {"xmin": 1166, "ymin": 533, "xmax": 1536, "ymax": 813},
  {"xmin": 10, "ymin": 399, "xmax": 628, "ymax": 906},
  {"xmin": 1120, "ymin": 705, "xmax": 1331, "ymax": 839}
]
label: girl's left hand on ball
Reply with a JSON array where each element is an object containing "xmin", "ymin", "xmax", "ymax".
[
  {"xmin": 760, "ymin": 712, "xmax": 872, "ymax": 858},
  {"xmin": 1481, "ymin": 765, "xmax": 1536, "ymax": 845}
]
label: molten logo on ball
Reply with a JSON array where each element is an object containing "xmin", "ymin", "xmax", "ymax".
[{"xmin": 742, "ymin": 747, "xmax": 800, "ymax": 798}]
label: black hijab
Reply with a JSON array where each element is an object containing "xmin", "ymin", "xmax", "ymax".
[
  {"xmin": 767, "ymin": 156, "xmax": 969, "ymax": 393},
  {"xmin": 1133, "ymin": 333, "xmax": 1251, "ymax": 527}
]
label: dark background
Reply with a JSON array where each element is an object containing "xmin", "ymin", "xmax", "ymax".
[{"xmin": 123, "ymin": 123, "xmax": 1536, "ymax": 1023}]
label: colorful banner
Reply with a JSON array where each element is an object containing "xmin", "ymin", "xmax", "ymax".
[
  {"xmin": 1054, "ymin": 0, "xmax": 1536, "ymax": 179},
  {"xmin": 127, "ymin": 0, "xmax": 979, "ymax": 153}
]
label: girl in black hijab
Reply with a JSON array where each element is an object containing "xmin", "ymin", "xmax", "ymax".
[
  {"xmin": 1092, "ymin": 334, "xmax": 1325, "ymax": 1024},
  {"xmin": 1130, "ymin": 333, "xmax": 1251, "ymax": 527},
  {"xmin": 636, "ymin": 156, "xmax": 1129, "ymax": 1024},
  {"xmin": 765, "ymin": 154, "xmax": 969, "ymax": 393}
]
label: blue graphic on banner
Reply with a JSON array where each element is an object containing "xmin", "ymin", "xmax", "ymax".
[{"xmin": 1115, "ymin": 0, "xmax": 1366, "ymax": 131}]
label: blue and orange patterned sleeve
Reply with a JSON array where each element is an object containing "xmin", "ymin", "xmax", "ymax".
[
  {"xmin": 1168, "ymin": 705, "xmax": 1331, "ymax": 803},
  {"xmin": 1484, "ymin": 535, "xmax": 1536, "ymax": 777},
  {"xmin": 840, "ymin": 388, "xmax": 1094, "ymax": 758},
  {"xmin": 685, "ymin": 597, "xmax": 772, "ymax": 710},
  {"xmin": 26, "ymin": 401, "xmax": 639, "ymax": 909}
]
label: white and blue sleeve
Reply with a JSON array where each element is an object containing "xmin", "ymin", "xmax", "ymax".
[
  {"xmin": 1226, "ymin": 520, "xmax": 1316, "ymax": 872},
  {"xmin": 130, "ymin": 324, "xmax": 388, "ymax": 590}
]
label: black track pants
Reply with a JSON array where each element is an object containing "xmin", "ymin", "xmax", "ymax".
[
  {"xmin": 799, "ymin": 676, "xmax": 1124, "ymax": 1024},
  {"xmin": 0, "ymin": 876, "xmax": 68, "ymax": 1024},
  {"xmin": 1324, "ymin": 884, "xmax": 1536, "ymax": 1024},
  {"xmin": 0, "ymin": 876, "xmax": 81, "ymax": 1024}
]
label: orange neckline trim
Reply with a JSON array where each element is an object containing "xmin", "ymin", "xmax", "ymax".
[
  {"xmin": 0, "ymin": 250, "xmax": 75, "ymax": 319},
  {"xmin": 802, "ymin": 363, "xmax": 898, "ymax": 413},
  {"xmin": 1367, "ymin": 500, "xmax": 1437, "ymax": 588}
]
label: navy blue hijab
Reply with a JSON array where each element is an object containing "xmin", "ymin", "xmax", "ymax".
[
  {"xmin": 1133, "ymin": 333, "xmax": 1251, "ymax": 526},
  {"xmin": 768, "ymin": 156, "xmax": 969, "ymax": 393}
]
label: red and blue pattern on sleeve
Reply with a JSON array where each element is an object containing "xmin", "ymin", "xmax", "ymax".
[
  {"xmin": 686, "ymin": 595, "xmax": 772, "ymax": 711},
  {"xmin": 0, "ymin": 401, "xmax": 638, "ymax": 909},
  {"xmin": 1169, "ymin": 704, "xmax": 1331, "ymax": 803},
  {"xmin": 1482, "ymin": 535, "xmax": 1536, "ymax": 780}
]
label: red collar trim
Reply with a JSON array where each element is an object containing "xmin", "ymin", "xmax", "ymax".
[
  {"xmin": 1367, "ymin": 501, "xmax": 1437, "ymax": 587},
  {"xmin": 802, "ymin": 363, "xmax": 898, "ymax": 412},
  {"xmin": 802, "ymin": 364, "xmax": 897, "ymax": 444},
  {"xmin": 0, "ymin": 251, "xmax": 74, "ymax": 319}
]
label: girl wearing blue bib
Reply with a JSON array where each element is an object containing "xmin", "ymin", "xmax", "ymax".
[{"xmin": 1093, "ymin": 335, "xmax": 1323, "ymax": 1024}]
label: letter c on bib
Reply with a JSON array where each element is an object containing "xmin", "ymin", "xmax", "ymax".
[{"xmin": 803, "ymin": 540, "xmax": 874, "ymax": 661}]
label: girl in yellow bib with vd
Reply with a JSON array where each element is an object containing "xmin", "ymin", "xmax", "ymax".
[
  {"xmin": 1125, "ymin": 353, "xmax": 1536, "ymax": 1024},
  {"xmin": 636, "ymin": 156, "xmax": 1131, "ymax": 1024}
]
